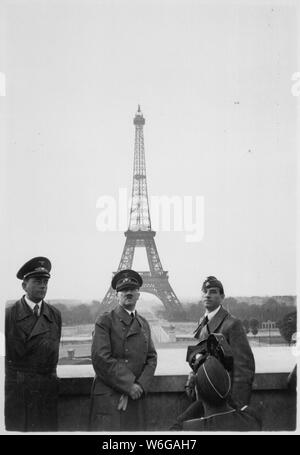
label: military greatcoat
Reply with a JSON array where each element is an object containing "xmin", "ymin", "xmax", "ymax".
[
  {"xmin": 194, "ymin": 306, "xmax": 255, "ymax": 405},
  {"xmin": 171, "ymin": 306, "xmax": 255, "ymax": 430},
  {"xmin": 90, "ymin": 305, "xmax": 157, "ymax": 431},
  {"xmin": 5, "ymin": 297, "xmax": 62, "ymax": 431}
]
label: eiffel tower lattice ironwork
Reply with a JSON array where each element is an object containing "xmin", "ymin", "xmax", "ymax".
[{"xmin": 101, "ymin": 106, "xmax": 184, "ymax": 316}]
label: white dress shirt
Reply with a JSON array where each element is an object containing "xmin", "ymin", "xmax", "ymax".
[
  {"xmin": 25, "ymin": 295, "xmax": 42, "ymax": 316},
  {"xmin": 122, "ymin": 307, "xmax": 136, "ymax": 317},
  {"xmin": 204, "ymin": 305, "xmax": 221, "ymax": 321}
]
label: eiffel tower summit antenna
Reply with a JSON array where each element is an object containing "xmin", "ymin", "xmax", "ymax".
[{"xmin": 101, "ymin": 106, "xmax": 184, "ymax": 318}]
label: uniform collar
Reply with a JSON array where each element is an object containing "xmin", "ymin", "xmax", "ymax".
[
  {"xmin": 205, "ymin": 305, "xmax": 221, "ymax": 321},
  {"xmin": 205, "ymin": 306, "xmax": 229, "ymax": 335},
  {"xmin": 195, "ymin": 306, "xmax": 228, "ymax": 340},
  {"xmin": 24, "ymin": 295, "xmax": 42, "ymax": 313},
  {"xmin": 115, "ymin": 304, "xmax": 141, "ymax": 326},
  {"xmin": 16, "ymin": 296, "xmax": 53, "ymax": 322},
  {"xmin": 123, "ymin": 307, "xmax": 136, "ymax": 317}
]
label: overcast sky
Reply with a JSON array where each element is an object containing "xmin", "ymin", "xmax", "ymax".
[{"xmin": 0, "ymin": 0, "xmax": 298, "ymax": 305}]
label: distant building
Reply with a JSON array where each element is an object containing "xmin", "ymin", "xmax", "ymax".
[{"xmin": 261, "ymin": 320, "xmax": 277, "ymax": 330}]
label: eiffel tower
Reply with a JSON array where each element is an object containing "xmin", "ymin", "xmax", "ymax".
[{"xmin": 101, "ymin": 106, "xmax": 184, "ymax": 317}]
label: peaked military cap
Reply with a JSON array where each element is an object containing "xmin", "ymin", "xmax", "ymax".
[
  {"xmin": 17, "ymin": 256, "xmax": 51, "ymax": 280},
  {"xmin": 202, "ymin": 276, "xmax": 224, "ymax": 295},
  {"xmin": 112, "ymin": 269, "xmax": 143, "ymax": 292}
]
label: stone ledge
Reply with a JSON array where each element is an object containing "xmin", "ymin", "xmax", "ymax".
[{"xmin": 58, "ymin": 372, "xmax": 291, "ymax": 395}]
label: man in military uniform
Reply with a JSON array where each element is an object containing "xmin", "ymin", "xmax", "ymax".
[
  {"xmin": 183, "ymin": 355, "xmax": 261, "ymax": 431},
  {"xmin": 5, "ymin": 257, "xmax": 62, "ymax": 431},
  {"xmin": 172, "ymin": 275, "xmax": 255, "ymax": 429},
  {"xmin": 89, "ymin": 269, "xmax": 157, "ymax": 431}
]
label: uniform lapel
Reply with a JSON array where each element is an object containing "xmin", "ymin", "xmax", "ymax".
[
  {"xmin": 41, "ymin": 301, "xmax": 53, "ymax": 322},
  {"xmin": 127, "ymin": 313, "xmax": 142, "ymax": 337},
  {"xmin": 115, "ymin": 305, "xmax": 141, "ymax": 337},
  {"xmin": 15, "ymin": 297, "xmax": 36, "ymax": 338},
  {"xmin": 207, "ymin": 306, "xmax": 228, "ymax": 333},
  {"xmin": 115, "ymin": 305, "xmax": 131, "ymax": 325},
  {"xmin": 197, "ymin": 323, "xmax": 210, "ymax": 341},
  {"xmin": 196, "ymin": 307, "xmax": 229, "ymax": 341},
  {"xmin": 27, "ymin": 301, "xmax": 52, "ymax": 340},
  {"xmin": 193, "ymin": 315, "xmax": 207, "ymax": 338}
]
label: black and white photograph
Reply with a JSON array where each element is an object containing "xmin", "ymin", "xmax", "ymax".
[{"xmin": 0, "ymin": 0, "xmax": 298, "ymax": 437}]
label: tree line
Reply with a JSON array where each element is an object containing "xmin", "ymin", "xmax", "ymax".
[
  {"xmin": 52, "ymin": 297, "xmax": 296, "ymax": 344},
  {"xmin": 52, "ymin": 300, "xmax": 103, "ymax": 325},
  {"xmin": 53, "ymin": 296, "xmax": 295, "ymax": 327},
  {"xmin": 158, "ymin": 297, "xmax": 297, "ymax": 345}
]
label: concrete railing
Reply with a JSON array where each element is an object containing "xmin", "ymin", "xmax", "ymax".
[{"xmin": 57, "ymin": 371, "xmax": 297, "ymax": 432}]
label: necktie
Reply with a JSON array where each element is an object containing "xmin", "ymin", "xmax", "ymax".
[
  {"xmin": 33, "ymin": 304, "xmax": 39, "ymax": 318},
  {"xmin": 203, "ymin": 315, "xmax": 209, "ymax": 327},
  {"xmin": 204, "ymin": 316, "xmax": 210, "ymax": 334},
  {"xmin": 194, "ymin": 315, "xmax": 209, "ymax": 338},
  {"xmin": 130, "ymin": 312, "xmax": 135, "ymax": 319}
]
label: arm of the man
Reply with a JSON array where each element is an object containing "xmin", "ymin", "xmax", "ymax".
[
  {"xmin": 54, "ymin": 308, "xmax": 62, "ymax": 368},
  {"xmin": 5, "ymin": 306, "xmax": 13, "ymax": 359},
  {"xmin": 5, "ymin": 306, "xmax": 11, "ymax": 338},
  {"xmin": 227, "ymin": 318, "xmax": 255, "ymax": 406},
  {"xmin": 54, "ymin": 308, "xmax": 62, "ymax": 341},
  {"xmin": 135, "ymin": 322, "xmax": 157, "ymax": 394},
  {"xmin": 91, "ymin": 315, "xmax": 136, "ymax": 395}
]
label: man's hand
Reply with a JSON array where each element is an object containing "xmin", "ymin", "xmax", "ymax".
[
  {"xmin": 129, "ymin": 383, "xmax": 143, "ymax": 400},
  {"xmin": 185, "ymin": 371, "xmax": 196, "ymax": 399}
]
